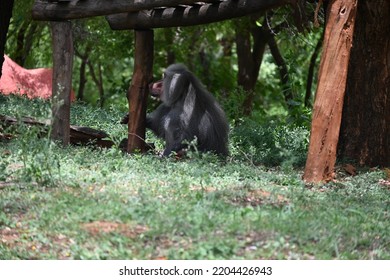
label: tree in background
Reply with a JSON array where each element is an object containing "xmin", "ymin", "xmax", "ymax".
[{"xmin": 0, "ymin": 0, "xmax": 15, "ymax": 78}]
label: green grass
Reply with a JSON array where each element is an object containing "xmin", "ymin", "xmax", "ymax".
[{"xmin": 0, "ymin": 95, "xmax": 389, "ymax": 259}]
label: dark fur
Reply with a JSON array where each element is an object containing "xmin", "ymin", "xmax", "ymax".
[{"xmin": 123, "ymin": 64, "xmax": 229, "ymax": 157}]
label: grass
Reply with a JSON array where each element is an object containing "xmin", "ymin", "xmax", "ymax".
[{"xmin": 0, "ymin": 95, "xmax": 389, "ymax": 259}]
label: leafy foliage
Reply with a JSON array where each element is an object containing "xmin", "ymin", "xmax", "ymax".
[{"xmin": 231, "ymin": 119, "xmax": 309, "ymax": 168}]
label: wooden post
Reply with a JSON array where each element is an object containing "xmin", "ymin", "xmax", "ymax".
[
  {"xmin": 50, "ymin": 21, "xmax": 73, "ymax": 145},
  {"xmin": 127, "ymin": 29, "xmax": 154, "ymax": 153},
  {"xmin": 303, "ymin": 0, "xmax": 358, "ymax": 183}
]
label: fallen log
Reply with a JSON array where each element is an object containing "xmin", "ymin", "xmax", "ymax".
[{"xmin": 0, "ymin": 114, "xmax": 114, "ymax": 148}]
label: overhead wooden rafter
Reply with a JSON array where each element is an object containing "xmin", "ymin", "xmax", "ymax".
[
  {"xmin": 32, "ymin": 0, "xmax": 291, "ymax": 26},
  {"xmin": 106, "ymin": 0, "xmax": 290, "ymax": 29},
  {"xmin": 32, "ymin": 0, "xmax": 223, "ymax": 20}
]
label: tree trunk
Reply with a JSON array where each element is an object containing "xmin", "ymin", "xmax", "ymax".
[
  {"xmin": 127, "ymin": 30, "xmax": 154, "ymax": 153},
  {"xmin": 303, "ymin": 0, "xmax": 358, "ymax": 183},
  {"xmin": 338, "ymin": 0, "xmax": 390, "ymax": 167},
  {"xmin": 305, "ymin": 31, "xmax": 323, "ymax": 107},
  {"xmin": 87, "ymin": 60, "xmax": 105, "ymax": 108},
  {"xmin": 13, "ymin": 19, "xmax": 40, "ymax": 67},
  {"xmin": 50, "ymin": 21, "xmax": 74, "ymax": 146},
  {"xmin": 235, "ymin": 17, "xmax": 268, "ymax": 116},
  {"xmin": 0, "ymin": 0, "xmax": 14, "ymax": 78},
  {"xmin": 75, "ymin": 48, "xmax": 90, "ymax": 101},
  {"xmin": 15, "ymin": 19, "xmax": 31, "ymax": 66},
  {"xmin": 77, "ymin": 59, "xmax": 86, "ymax": 101},
  {"xmin": 267, "ymin": 35, "xmax": 293, "ymax": 103}
]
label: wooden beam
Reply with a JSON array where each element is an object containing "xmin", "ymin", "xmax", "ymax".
[
  {"xmin": 32, "ymin": 0, "xmax": 220, "ymax": 20},
  {"xmin": 126, "ymin": 29, "xmax": 154, "ymax": 153},
  {"xmin": 303, "ymin": 0, "xmax": 358, "ymax": 183},
  {"xmin": 50, "ymin": 21, "xmax": 73, "ymax": 145},
  {"xmin": 107, "ymin": 0, "xmax": 290, "ymax": 29}
]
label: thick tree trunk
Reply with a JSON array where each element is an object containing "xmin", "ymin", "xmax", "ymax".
[
  {"xmin": 50, "ymin": 21, "xmax": 74, "ymax": 145},
  {"xmin": 303, "ymin": 0, "xmax": 358, "ymax": 183},
  {"xmin": 0, "ymin": 0, "xmax": 14, "ymax": 78},
  {"xmin": 127, "ymin": 30, "xmax": 154, "ymax": 153},
  {"xmin": 338, "ymin": 0, "xmax": 390, "ymax": 167}
]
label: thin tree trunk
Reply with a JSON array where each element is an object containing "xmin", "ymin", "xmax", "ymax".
[
  {"xmin": 78, "ymin": 58, "xmax": 87, "ymax": 101},
  {"xmin": 235, "ymin": 17, "xmax": 268, "ymax": 116},
  {"xmin": 22, "ymin": 22, "xmax": 41, "ymax": 66},
  {"xmin": 75, "ymin": 46, "xmax": 92, "ymax": 101},
  {"xmin": 303, "ymin": 0, "xmax": 358, "ymax": 183},
  {"xmin": 305, "ymin": 32, "xmax": 323, "ymax": 108},
  {"xmin": 15, "ymin": 19, "xmax": 31, "ymax": 66},
  {"xmin": 267, "ymin": 35, "xmax": 293, "ymax": 103},
  {"xmin": 87, "ymin": 60, "xmax": 105, "ymax": 108}
]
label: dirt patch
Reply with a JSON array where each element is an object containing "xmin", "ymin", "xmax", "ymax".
[
  {"xmin": 0, "ymin": 227, "xmax": 21, "ymax": 246},
  {"xmin": 230, "ymin": 189, "xmax": 289, "ymax": 207},
  {"xmin": 81, "ymin": 221, "xmax": 149, "ymax": 238}
]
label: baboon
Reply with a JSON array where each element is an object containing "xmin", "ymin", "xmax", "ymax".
[{"xmin": 122, "ymin": 63, "xmax": 229, "ymax": 157}]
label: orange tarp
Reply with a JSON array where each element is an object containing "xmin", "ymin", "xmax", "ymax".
[{"xmin": 0, "ymin": 55, "xmax": 75, "ymax": 100}]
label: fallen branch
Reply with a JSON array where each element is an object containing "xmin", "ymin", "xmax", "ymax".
[{"xmin": 0, "ymin": 114, "xmax": 114, "ymax": 148}]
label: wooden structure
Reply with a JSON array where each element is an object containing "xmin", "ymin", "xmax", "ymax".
[
  {"xmin": 50, "ymin": 21, "xmax": 73, "ymax": 144},
  {"xmin": 32, "ymin": 0, "xmax": 291, "ymax": 153}
]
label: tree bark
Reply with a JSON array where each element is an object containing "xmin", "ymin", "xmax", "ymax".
[
  {"xmin": 50, "ymin": 21, "xmax": 74, "ymax": 146},
  {"xmin": 235, "ymin": 17, "xmax": 268, "ymax": 116},
  {"xmin": 127, "ymin": 30, "xmax": 154, "ymax": 153},
  {"xmin": 0, "ymin": 0, "xmax": 14, "ymax": 78},
  {"xmin": 303, "ymin": 0, "xmax": 358, "ymax": 183},
  {"xmin": 338, "ymin": 0, "xmax": 390, "ymax": 167}
]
